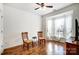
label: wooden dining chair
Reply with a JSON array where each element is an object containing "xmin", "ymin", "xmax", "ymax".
[
  {"xmin": 21, "ymin": 32, "xmax": 29, "ymax": 49},
  {"xmin": 37, "ymin": 31, "xmax": 46, "ymax": 46},
  {"xmin": 21, "ymin": 32, "xmax": 34, "ymax": 50}
]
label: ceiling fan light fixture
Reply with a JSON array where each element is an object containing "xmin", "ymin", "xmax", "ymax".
[
  {"xmin": 35, "ymin": 3, "xmax": 53, "ymax": 10},
  {"xmin": 39, "ymin": 6, "xmax": 46, "ymax": 11}
]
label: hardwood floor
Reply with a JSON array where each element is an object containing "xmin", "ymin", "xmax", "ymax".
[{"xmin": 2, "ymin": 41, "xmax": 65, "ymax": 55}]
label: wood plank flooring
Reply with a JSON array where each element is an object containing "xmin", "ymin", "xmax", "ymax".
[{"xmin": 2, "ymin": 41, "xmax": 65, "ymax": 55}]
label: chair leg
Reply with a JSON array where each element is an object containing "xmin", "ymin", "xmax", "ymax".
[
  {"xmin": 32, "ymin": 42, "xmax": 34, "ymax": 47},
  {"xmin": 23, "ymin": 44, "xmax": 27, "ymax": 50},
  {"xmin": 38, "ymin": 40, "xmax": 39, "ymax": 44},
  {"xmin": 23, "ymin": 44, "xmax": 25, "ymax": 50}
]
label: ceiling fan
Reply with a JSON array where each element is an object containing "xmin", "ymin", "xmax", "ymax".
[{"xmin": 35, "ymin": 3, "xmax": 53, "ymax": 10}]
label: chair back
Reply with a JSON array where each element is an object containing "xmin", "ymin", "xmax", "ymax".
[
  {"xmin": 37, "ymin": 31, "xmax": 44, "ymax": 39},
  {"xmin": 21, "ymin": 32, "xmax": 28, "ymax": 42}
]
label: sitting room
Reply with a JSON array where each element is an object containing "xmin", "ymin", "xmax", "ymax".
[{"xmin": 0, "ymin": 3, "xmax": 79, "ymax": 55}]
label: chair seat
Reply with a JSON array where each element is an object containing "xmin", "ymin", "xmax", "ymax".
[
  {"xmin": 24, "ymin": 40, "xmax": 32, "ymax": 43},
  {"xmin": 39, "ymin": 37, "xmax": 45, "ymax": 39}
]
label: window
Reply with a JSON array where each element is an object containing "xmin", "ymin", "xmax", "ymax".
[
  {"xmin": 47, "ymin": 20, "xmax": 52, "ymax": 38},
  {"xmin": 54, "ymin": 16, "xmax": 65, "ymax": 38},
  {"xmin": 46, "ymin": 10, "xmax": 73, "ymax": 42}
]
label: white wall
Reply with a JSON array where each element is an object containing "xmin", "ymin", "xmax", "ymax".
[
  {"xmin": 42, "ymin": 4, "xmax": 79, "ymax": 39},
  {"xmin": 4, "ymin": 5, "xmax": 42, "ymax": 49},
  {"xmin": 0, "ymin": 3, "xmax": 4, "ymax": 54}
]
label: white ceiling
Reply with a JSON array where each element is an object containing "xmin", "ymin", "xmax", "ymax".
[{"xmin": 4, "ymin": 3, "xmax": 72, "ymax": 16}]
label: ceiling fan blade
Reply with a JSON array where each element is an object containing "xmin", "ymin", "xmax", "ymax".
[
  {"xmin": 36, "ymin": 3, "xmax": 41, "ymax": 5},
  {"xmin": 35, "ymin": 8, "xmax": 39, "ymax": 10},
  {"xmin": 46, "ymin": 6, "xmax": 53, "ymax": 8}
]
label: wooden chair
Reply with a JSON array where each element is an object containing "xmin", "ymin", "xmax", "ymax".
[
  {"xmin": 21, "ymin": 32, "xmax": 33, "ymax": 50},
  {"xmin": 37, "ymin": 31, "xmax": 46, "ymax": 46}
]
